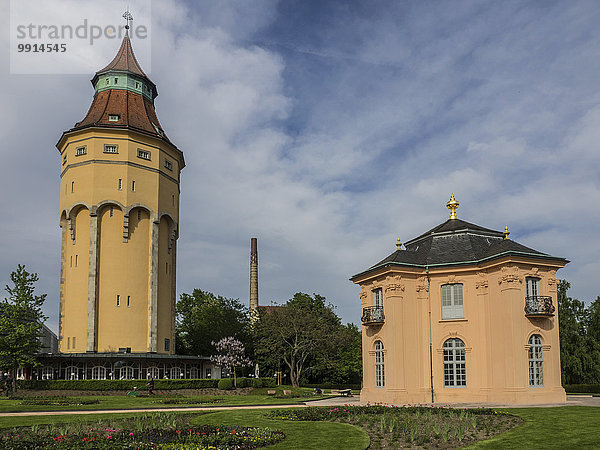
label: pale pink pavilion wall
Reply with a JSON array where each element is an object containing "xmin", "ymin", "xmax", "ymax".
[{"xmin": 356, "ymin": 257, "xmax": 566, "ymax": 405}]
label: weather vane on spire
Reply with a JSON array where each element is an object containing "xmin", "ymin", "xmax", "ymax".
[{"xmin": 123, "ymin": 9, "xmax": 134, "ymax": 30}]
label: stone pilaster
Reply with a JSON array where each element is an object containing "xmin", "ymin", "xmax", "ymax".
[
  {"xmin": 148, "ymin": 215, "xmax": 160, "ymax": 352},
  {"xmin": 86, "ymin": 212, "xmax": 99, "ymax": 352}
]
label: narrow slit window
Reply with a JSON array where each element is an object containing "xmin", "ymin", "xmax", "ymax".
[
  {"xmin": 118, "ymin": 179, "xmax": 122, "ymax": 190},
  {"xmin": 116, "ymin": 295, "xmax": 120, "ymax": 307},
  {"xmin": 110, "ymin": 206, "xmax": 113, "ymax": 217},
  {"xmin": 70, "ymin": 255, "xmax": 72, "ymax": 267},
  {"xmin": 164, "ymin": 159, "xmax": 173, "ymax": 171},
  {"xmin": 166, "ymin": 262, "xmax": 168, "ymax": 274},
  {"xmin": 137, "ymin": 210, "xmax": 141, "ymax": 220},
  {"xmin": 164, "ymin": 338, "xmax": 170, "ymax": 351},
  {"xmin": 132, "ymin": 181, "xmax": 136, "ymax": 192},
  {"xmin": 114, "ymin": 77, "xmax": 118, "ymax": 84},
  {"xmin": 75, "ymin": 254, "xmax": 78, "ymax": 267},
  {"xmin": 71, "ymin": 181, "xmax": 75, "ymax": 193},
  {"xmin": 105, "ymin": 78, "xmax": 109, "ymax": 86},
  {"xmin": 62, "ymin": 154, "xmax": 67, "ymax": 165},
  {"xmin": 127, "ymin": 296, "xmax": 131, "ymax": 307},
  {"xmin": 67, "ymin": 337, "xmax": 70, "ymax": 349},
  {"xmin": 72, "ymin": 336, "xmax": 76, "ymax": 348},
  {"xmin": 172, "ymin": 194, "xmax": 175, "ymax": 206}
]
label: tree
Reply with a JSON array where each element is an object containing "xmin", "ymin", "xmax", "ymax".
[
  {"xmin": 0, "ymin": 265, "xmax": 47, "ymax": 387},
  {"xmin": 176, "ymin": 290, "xmax": 250, "ymax": 356},
  {"xmin": 254, "ymin": 293, "xmax": 343, "ymax": 387},
  {"xmin": 558, "ymin": 280, "xmax": 600, "ymax": 384},
  {"xmin": 210, "ymin": 336, "xmax": 252, "ymax": 387}
]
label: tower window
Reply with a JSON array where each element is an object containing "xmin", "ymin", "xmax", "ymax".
[
  {"xmin": 70, "ymin": 255, "xmax": 73, "ymax": 267},
  {"xmin": 137, "ymin": 210, "xmax": 141, "ymax": 220},
  {"xmin": 441, "ymin": 284, "xmax": 464, "ymax": 320},
  {"xmin": 67, "ymin": 337, "xmax": 70, "ymax": 349},
  {"xmin": 75, "ymin": 254, "xmax": 78, "ymax": 267},
  {"xmin": 164, "ymin": 339, "xmax": 170, "ymax": 351},
  {"xmin": 114, "ymin": 77, "xmax": 118, "ymax": 84},
  {"xmin": 135, "ymin": 82, "xmax": 140, "ymax": 89},
  {"xmin": 137, "ymin": 149, "xmax": 151, "ymax": 160},
  {"xmin": 166, "ymin": 262, "xmax": 168, "ymax": 274},
  {"xmin": 127, "ymin": 296, "xmax": 131, "ymax": 307},
  {"xmin": 104, "ymin": 144, "xmax": 118, "ymax": 154},
  {"xmin": 105, "ymin": 78, "xmax": 109, "ymax": 86},
  {"xmin": 75, "ymin": 146, "xmax": 87, "ymax": 156},
  {"xmin": 116, "ymin": 295, "xmax": 120, "ymax": 307},
  {"xmin": 164, "ymin": 159, "xmax": 173, "ymax": 171},
  {"xmin": 172, "ymin": 194, "xmax": 175, "ymax": 206},
  {"xmin": 72, "ymin": 336, "xmax": 76, "ymax": 349},
  {"xmin": 71, "ymin": 181, "xmax": 74, "ymax": 193},
  {"xmin": 62, "ymin": 154, "xmax": 67, "ymax": 165},
  {"xmin": 132, "ymin": 181, "xmax": 136, "ymax": 192},
  {"xmin": 108, "ymin": 114, "xmax": 120, "ymax": 122},
  {"xmin": 110, "ymin": 206, "xmax": 113, "ymax": 217},
  {"xmin": 118, "ymin": 179, "xmax": 122, "ymax": 190}
]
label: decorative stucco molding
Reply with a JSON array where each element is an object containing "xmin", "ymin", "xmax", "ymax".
[
  {"xmin": 385, "ymin": 283, "xmax": 405, "ymax": 295},
  {"xmin": 475, "ymin": 271, "xmax": 488, "ymax": 290},
  {"xmin": 498, "ymin": 266, "xmax": 521, "ymax": 286},
  {"xmin": 416, "ymin": 276, "xmax": 428, "ymax": 293}
]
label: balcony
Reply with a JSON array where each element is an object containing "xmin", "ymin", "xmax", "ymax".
[
  {"xmin": 525, "ymin": 296, "xmax": 555, "ymax": 318},
  {"xmin": 362, "ymin": 306, "xmax": 384, "ymax": 325}
]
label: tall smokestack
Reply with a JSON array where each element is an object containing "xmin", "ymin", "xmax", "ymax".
[{"xmin": 250, "ymin": 238, "xmax": 259, "ymax": 317}]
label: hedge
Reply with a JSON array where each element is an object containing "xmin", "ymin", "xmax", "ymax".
[
  {"xmin": 302, "ymin": 383, "xmax": 361, "ymax": 391},
  {"xmin": 17, "ymin": 377, "xmax": 277, "ymax": 391},
  {"xmin": 564, "ymin": 384, "xmax": 600, "ymax": 394},
  {"xmin": 217, "ymin": 378, "xmax": 234, "ymax": 390}
]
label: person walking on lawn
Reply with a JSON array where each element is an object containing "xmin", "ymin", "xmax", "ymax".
[{"xmin": 147, "ymin": 377, "xmax": 155, "ymax": 395}]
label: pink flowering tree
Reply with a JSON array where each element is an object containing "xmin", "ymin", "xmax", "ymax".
[{"xmin": 210, "ymin": 336, "xmax": 252, "ymax": 387}]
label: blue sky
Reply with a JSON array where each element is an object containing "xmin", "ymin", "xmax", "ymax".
[{"xmin": 1, "ymin": 0, "xmax": 599, "ymax": 333}]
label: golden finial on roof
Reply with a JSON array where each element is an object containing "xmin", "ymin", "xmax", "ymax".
[
  {"xmin": 396, "ymin": 238, "xmax": 402, "ymax": 250},
  {"xmin": 446, "ymin": 194, "xmax": 459, "ymax": 219},
  {"xmin": 504, "ymin": 226, "xmax": 510, "ymax": 240}
]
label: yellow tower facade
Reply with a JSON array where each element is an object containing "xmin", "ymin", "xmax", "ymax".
[{"xmin": 56, "ymin": 33, "xmax": 184, "ymax": 355}]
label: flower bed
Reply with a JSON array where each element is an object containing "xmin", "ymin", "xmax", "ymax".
[
  {"xmin": 267, "ymin": 404, "xmax": 521, "ymax": 448},
  {"xmin": 0, "ymin": 413, "xmax": 284, "ymax": 449}
]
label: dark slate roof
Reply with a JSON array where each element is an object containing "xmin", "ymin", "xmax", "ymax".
[{"xmin": 351, "ymin": 218, "xmax": 568, "ymax": 280}]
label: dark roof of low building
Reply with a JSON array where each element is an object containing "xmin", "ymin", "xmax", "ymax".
[{"xmin": 351, "ymin": 218, "xmax": 568, "ymax": 280}]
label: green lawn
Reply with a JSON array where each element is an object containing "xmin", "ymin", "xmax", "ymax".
[
  {"xmin": 467, "ymin": 406, "xmax": 600, "ymax": 448},
  {"xmin": 0, "ymin": 393, "xmax": 322, "ymax": 413},
  {"xmin": 191, "ymin": 409, "xmax": 370, "ymax": 450}
]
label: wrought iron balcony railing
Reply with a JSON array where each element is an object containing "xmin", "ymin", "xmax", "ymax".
[
  {"xmin": 525, "ymin": 295, "xmax": 555, "ymax": 317},
  {"xmin": 362, "ymin": 306, "xmax": 384, "ymax": 325}
]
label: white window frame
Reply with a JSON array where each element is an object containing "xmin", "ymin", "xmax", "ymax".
[
  {"xmin": 91, "ymin": 366, "xmax": 106, "ymax": 380},
  {"xmin": 104, "ymin": 144, "xmax": 118, "ymax": 154},
  {"xmin": 375, "ymin": 340, "xmax": 385, "ymax": 388},
  {"xmin": 441, "ymin": 283, "xmax": 464, "ymax": 320},
  {"xmin": 529, "ymin": 334, "xmax": 544, "ymax": 387},
  {"xmin": 443, "ymin": 338, "xmax": 466, "ymax": 387},
  {"xmin": 146, "ymin": 366, "xmax": 159, "ymax": 379},
  {"xmin": 526, "ymin": 277, "xmax": 540, "ymax": 298},
  {"xmin": 137, "ymin": 149, "xmax": 151, "ymax": 161},
  {"xmin": 170, "ymin": 367, "xmax": 182, "ymax": 379},
  {"xmin": 119, "ymin": 366, "xmax": 134, "ymax": 380},
  {"xmin": 108, "ymin": 114, "xmax": 120, "ymax": 122},
  {"xmin": 75, "ymin": 146, "xmax": 87, "ymax": 156}
]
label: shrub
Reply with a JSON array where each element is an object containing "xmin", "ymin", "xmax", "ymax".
[
  {"xmin": 236, "ymin": 377, "xmax": 250, "ymax": 388},
  {"xmin": 261, "ymin": 378, "xmax": 276, "ymax": 388},
  {"xmin": 251, "ymin": 378, "xmax": 264, "ymax": 388},
  {"xmin": 17, "ymin": 379, "xmax": 220, "ymax": 391},
  {"xmin": 564, "ymin": 384, "xmax": 600, "ymax": 394},
  {"xmin": 218, "ymin": 378, "xmax": 234, "ymax": 390}
]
